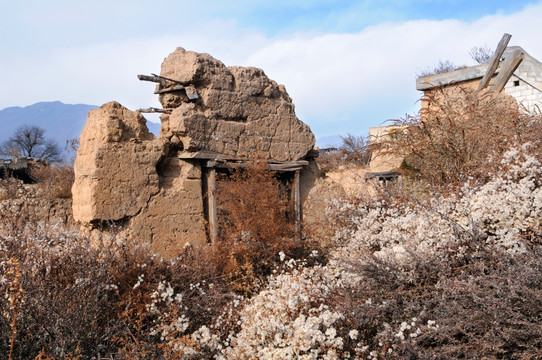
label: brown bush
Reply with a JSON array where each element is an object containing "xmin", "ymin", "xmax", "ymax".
[
  {"xmin": 332, "ymin": 227, "xmax": 542, "ymax": 359},
  {"xmin": 386, "ymin": 87, "xmax": 533, "ymax": 188},
  {"xmin": 316, "ymin": 134, "xmax": 371, "ymax": 174},
  {"xmin": 30, "ymin": 165, "xmax": 74, "ymax": 199},
  {"xmin": 0, "ymin": 178, "xmax": 23, "ymax": 201},
  {"xmin": 215, "ymin": 161, "xmax": 301, "ymax": 294},
  {"xmin": 0, "ymin": 231, "xmax": 238, "ymax": 359}
]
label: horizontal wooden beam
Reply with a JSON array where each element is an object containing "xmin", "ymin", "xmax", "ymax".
[{"xmin": 205, "ymin": 160, "xmax": 307, "ymax": 171}]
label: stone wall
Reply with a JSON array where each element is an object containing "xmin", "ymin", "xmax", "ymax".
[
  {"xmin": 72, "ymin": 48, "xmax": 317, "ymax": 257},
  {"xmin": 503, "ymin": 47, "xmax": 542, "ymax": 112}
]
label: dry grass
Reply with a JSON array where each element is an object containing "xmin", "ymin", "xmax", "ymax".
[
  {"xmin": 30, "ymin": 165, "xmax": 74, "ymax": 199},
  {"xmin": 384, "ymin": 87, "xmax": 539, "ymax": 190},
  {"xmin": 215, "ymin": 161, "xmax": 302, "ymax": 295}
]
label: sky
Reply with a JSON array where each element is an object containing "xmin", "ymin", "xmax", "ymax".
[{"xmin": 2, "ymin": 0, "xmax": 542, "ymax": 141}]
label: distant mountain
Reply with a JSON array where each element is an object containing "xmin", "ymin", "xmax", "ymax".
[{"xmin": 0, "ymin": 101, "xmax": 161, "ymax": 157}]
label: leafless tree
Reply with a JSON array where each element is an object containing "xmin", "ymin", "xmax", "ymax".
[
  {"xmin": 339, "ymin": 133, "xmax": 371, "ymax": 165},
  {"xmin": 0, "ymin": 125, "xmax": 62, "ymax": 162},
  {"xmin": 469, "ymin": 45, "xmax": 494, "ymax": 64},
  {"xmin": 418, "ymin": 60, "xmax": 462, "ymax": 78}
]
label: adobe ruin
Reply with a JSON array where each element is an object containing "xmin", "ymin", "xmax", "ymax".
[{"xmin": 72, "ymin": 47, "xmax": 319, "ymax": 257}]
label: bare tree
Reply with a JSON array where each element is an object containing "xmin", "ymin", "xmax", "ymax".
[
  {"xmin": 418, "ymin": 60, "xmax": 463, "ymax": 78},
  {"xmin": 469, "ymin": 45, "xmax": 494, "ymax": 64},
  {"xmin": 339, "ymin": 133, "xmax": 371, "ymax": 165},
  {"xmin": 0, "ymin": 125, "xmax": 62, "ymax": 162}
]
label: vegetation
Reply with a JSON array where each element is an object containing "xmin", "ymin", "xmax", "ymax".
[
  {"xmin": 316, "ymin": 133, "xmax": 371, "ymax": 173},
  {"xmin": 0, "ymin": 125, "xmax": 62, "ymax": 162},
  {"xmin": 417, "ymin": 44, "xmax": 494, "ymax": 78},
  {"xmin": 1, "ymin": 89, "xmax": 542, "ymax": 358},
  {"xmin": 469, "ymin": 45, "xmax": 494, "ymax": 64}
]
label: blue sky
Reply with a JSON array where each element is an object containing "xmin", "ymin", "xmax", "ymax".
[{"xmin": 2, "ymin": 0, "xmax": 542, "ymax": 142}]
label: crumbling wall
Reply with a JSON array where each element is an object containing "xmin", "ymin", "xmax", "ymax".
[
  {"xmin": 72, "ymin": 48, "xmax": 317, "ymax": 257},
  {"xmin": 158, "ymin": 48, "xmax": 315, "ymax": 161}
]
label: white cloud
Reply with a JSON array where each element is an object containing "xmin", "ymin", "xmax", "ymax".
[{"xmin": 2, "ymin": 3, "xmax": 542, "ymax": 136}]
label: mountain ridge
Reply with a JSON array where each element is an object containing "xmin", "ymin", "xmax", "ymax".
[{"xmin": 0, "ymin": 101, "xmax": 161, "ymax": 158}]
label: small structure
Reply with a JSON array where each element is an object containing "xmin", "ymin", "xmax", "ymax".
[
  {"xmin": 72, "ymin": 48, "xmax": 317, "ymax": 257},
  {"xmin": 365, "ymin": 125, "xmax": 405, "ymax": 175},
  {"xmin": 0, "ymin": 157, "xmax": 47, "ymax": 183}
]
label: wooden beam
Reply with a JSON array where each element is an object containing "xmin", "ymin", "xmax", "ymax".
[
  {"xmin": 178, "ymin": 150, "xmax": 230, "ymax": 161},
  {"xmin": 137, "ymin": 107, "xmax": 171, "ymax": 114},
  {"xmin": 205, "ymin": 160, "xmax": 307, "ymax": 171},
  {"xmin": 154, "ymin": 84, "xmax": 186, "ymax": 94},
  {"xmin": 489, "ymin": 49, "xmax": 525, "ymax": 93},
  {"xmin": 294, "ymin": 170, "xmax": 301, "ymax": 233},
  {"xmin": 477, "ymin": 33, "xmax": 512, "ymax": 91}
]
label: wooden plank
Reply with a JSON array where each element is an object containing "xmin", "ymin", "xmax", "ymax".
[
  {"xmin": 205, "ymin": 161, "xmax": 305, "ymax": 171},
  {"xmin": 477, "ymin": 33, "xmax": 512, "ymax": 91},
  {"xmin": 137, "ymin": 74, "xmax": 168, "ymax": 86},
  {"xmin": 489, "ymin": 49, "xmax": 525, "ymax": 93},
  {"xmin": 178, "ymin": 150, "xmax": 230, "ymax": 161}
]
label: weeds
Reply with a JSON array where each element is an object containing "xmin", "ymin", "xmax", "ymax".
[
  {"xmin": 30, "ymin": 165, "xmax": 74, "ymax": 199},
  {"xmin": 216, "ymin": 161, "xmax": 301, "ymax": 295},
  {"xmin": 385, "ymin": 87, "xmax": 536, "ymax": 190}
]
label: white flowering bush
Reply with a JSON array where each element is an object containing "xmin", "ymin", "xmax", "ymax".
[{"xmin": 1, "ymin": 113, "xmax": 542, "ymax": 358}]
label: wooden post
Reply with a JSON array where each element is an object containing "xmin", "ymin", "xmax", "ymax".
[
  {"xmin": 206, "ymin": 167, "xmax": 218, "ymax": 246},
  {"xmin": 490, "ymin": 49, "xmax": 525, "ymax": 93},
  {"xmin": 477, "ymin": 33, "xmax": 512, "ymax": 91},
  {"xmin": 294, "ymin": 170, "xmax": 301, "ymax": 233}
]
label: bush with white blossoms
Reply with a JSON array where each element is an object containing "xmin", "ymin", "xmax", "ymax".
[{"xmin": 1, "ymin": 135, "xmax": 541, "ymax": 358}]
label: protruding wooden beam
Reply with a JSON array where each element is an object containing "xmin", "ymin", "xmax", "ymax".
[
  {"xmin": 477, "ymin": 33, "xmax": 512, "ymax": 91},
  {"xmin": 137, "ymin": 107, "xmax": 171, "ymax": 114},
  {"xmin": 489, "ymin": 49, "xmax": 525, "ymax": 93}
]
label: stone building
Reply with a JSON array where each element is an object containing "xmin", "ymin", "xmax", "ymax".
[
  {"xmin": 72, "ymin": 48, "xmax": 319, "ymax": 257},
  {"xmin": 366, "ymin": 44, "xmax": 542, "ymax": 176},
  {"xmin": 416, "ymin": 46, "xmax": 542, "ymax": 112}
]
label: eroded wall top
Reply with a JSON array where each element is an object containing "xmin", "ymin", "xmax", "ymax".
[{"xmin": 157, "ymin": 47, "xmax": 315, "ymax": 162}]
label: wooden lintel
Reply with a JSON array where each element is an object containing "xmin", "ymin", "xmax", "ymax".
[
  {"xmin": 178, "ymin": 150, "xmax": 233, "ymax": 161},
  {"xmin": 489, "ymin": 49, "xmax": 525, "ymax": 93},
  {"xmin": 205, "ymin": 160, "xmax": 306, "ymax": 171},
  {"xmin": 477, "ymin": 33, "xmax": 512, "ymax": 91}
]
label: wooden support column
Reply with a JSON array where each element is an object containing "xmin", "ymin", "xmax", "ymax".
[
  {"xmin": 205, "ymin": 167, "xmax": 218, "ymax": 246},
  {"xmin": 294, "ymin": 170, "xmax": 301, "ymax": 233}
]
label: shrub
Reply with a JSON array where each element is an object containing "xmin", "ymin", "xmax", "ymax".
[
  {"xmin": 215, "ymin": 161, "xmax": 301, "ymax": 295},
  {"xmin": 317, "ymin": 134, "xmax": 371, "ymax": 173},
  {"xmin": 385, "ymin": 87, "xmax": 536, "ymax": 189},
  {"xmin": 30, "ymin": 165, "xmax": 74, "ymax": 199},
  {"xmin": 0, "ymin": 230, "xmax": 235, "ymax": 359}
]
